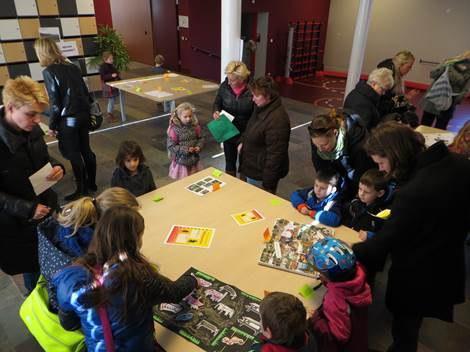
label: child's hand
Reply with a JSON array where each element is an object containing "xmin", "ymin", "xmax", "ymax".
[
  {"xmin": 112, "ymin": 73, "xmax": 118, "ymax": 78},
  {"xmin": 188, "ymin": 147, "xmax": 194, "ymax": 153},
  {"xmin": 300, "ymin": 207, "xmax": 310, "ymax": 215},
  {"xmin": 193, "ymin": 146, "xmax": 200, "ymax": 153},
  {"xmin": 358, "ymin": 230, "xmax": 368, "ymax": 241}
]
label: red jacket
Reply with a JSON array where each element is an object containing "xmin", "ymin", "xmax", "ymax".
[
  {"xmin": 310, "ymin": 263, "xmax": 372, "ymax": 352},
  {"xmin": 251, "ymin": 331, "xmax": 317, "ymax": 352}
]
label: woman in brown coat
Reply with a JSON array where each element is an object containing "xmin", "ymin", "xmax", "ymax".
[{"xmin": 239, "ymin": 77, "xmax": 290, "ymax": 194}]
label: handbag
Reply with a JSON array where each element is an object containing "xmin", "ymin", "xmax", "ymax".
[
  {"xmin": 19, "ymin": 275, "xmax": 86, "ymax": 352},
  {"xmin": 89, "ymin": 95, "xmax": 103, "ymax": 131},
  {"xmin": 424, "ymin": 66, "xmax": 453, "ymax": 111}
]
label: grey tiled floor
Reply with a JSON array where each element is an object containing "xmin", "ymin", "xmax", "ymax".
[{"xmin": 1, "ymin": 63, "xmax": 469, "ymax": 351}]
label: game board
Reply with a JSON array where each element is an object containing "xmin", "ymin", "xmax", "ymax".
[{"xmin": 154, "ymin": 268, "xmax": 261, "ymax": 351}]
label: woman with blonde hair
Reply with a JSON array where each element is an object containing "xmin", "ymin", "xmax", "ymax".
[
  {"xmin": 37, "ymin": 187, "xmax": 139, "ymax": 311},
  {"xmin": 421, "ymin": 50, "xmax": 470, "ymax": 129},
  {"xmin": 35, "ymin": 37, "xmax": 97, "ymax": 201},
  {"xmin": 213, "ymin": 61, "xmax": 254, "ymax": 177}
]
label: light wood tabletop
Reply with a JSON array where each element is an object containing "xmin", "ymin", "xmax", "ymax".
[{"xmin": 137, "ymin": 167, "xmax": 359, "ymax": 351}]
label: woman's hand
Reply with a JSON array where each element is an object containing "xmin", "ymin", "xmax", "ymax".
[
  {"xmin": 405, "ymin": 89, "xmax": 419, "ymax": 100},
  {"xmin": 33, "ymin": 204, "xmax": 51, "ymax": 220},
  {"xmin": 213, "ymin": 111, "xmax": 220, "ymax": 120},
  {"xmin": 48, "ymin": 129, "xmax": 58, "ymax": 137},
  {"xmin": 46, "ymin": 166, "xmax": 64, "ymax": 182},
  {"xmin": 358, "ymin": 230, "xmax": 368, "ymax": 241},
  {"xmin": 237, "ymin": 143, "xmax": 243, "ymax": 154}
]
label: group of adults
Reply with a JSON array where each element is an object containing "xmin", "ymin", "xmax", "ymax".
[{"xmin": 211, "ymin": 57, "xmax": 469, "ymax": 352}]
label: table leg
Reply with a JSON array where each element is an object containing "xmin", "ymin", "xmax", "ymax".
[{"xmin": 119, "ymin": 90, "xmax": 126, "ymax": 122}]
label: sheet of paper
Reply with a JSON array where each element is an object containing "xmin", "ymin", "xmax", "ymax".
[
  {"xmin": 58, "ymin": 40, "xmax": 79, "ymax": 57},
  {"xmin": 39, "ymin": 122, "xmax": 49, "ymax": 134},
  {"xmin": 202, "ymin": 84, "xmax": 219, "ymax": 89},
  {"xmin": 167, "ymin": 73, "xmax": 179, "ymax": 78},
  {"xmin": 231, "ymin": 209, "xmax": 265, "ymax": 226},
  {"xmin": 220, "ymin": 110, "xmax": 235, "ymax": 122},
  {"xmin": 422, "ymin": 132, "xmax": 455, "ymax": 147},
  {"xmin": 145, "ymin": 90, "xmax": 174, "ymax": 98},
  {"xmin": 186, "ymin": 176, "xmax": 226, "ymax": 196},
  {"xmin": 29, "ymin": 163, "xmax": 56, "ymax": 196},
  {"xmin": 164, "ymin": 225, "xmax": 215, "ymax": 248}
]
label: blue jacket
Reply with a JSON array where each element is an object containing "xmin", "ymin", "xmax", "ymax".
[
  {"xmin": 53, "ymin": 265, "xmax": 196, "ymax": 352},
  {"xmin": 290, "ymin": 188, "xmax": 342, "ymax": 227}
]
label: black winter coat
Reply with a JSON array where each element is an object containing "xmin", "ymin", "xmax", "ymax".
[
  {"xmin": 343, "ymin": 80, "xmax": 381, "ymax": 130},
  {"xmin": 111, "ymin": 164, "xmax": 156, "ymax": 197},
  {"xmin": 353, "ymin": 143, "xmax": 470, "ymax": 320},
  {"xmin": 213, "ymin": 78, "xmax": 254, "ymax": 135},
  {"xmin": 377, "ymin": 58, "xmax": 397, "ymax": 116},
  {"xmin": 0, "ymin": 107, "xmax": 59, "ymax": 275},
  {"xmin": 42, "ymin": 62, "xmax": 90, "ymax": 130},
  {"xmin": 240, "ymin": 97, "xmax": 290, "ymax": 191}
]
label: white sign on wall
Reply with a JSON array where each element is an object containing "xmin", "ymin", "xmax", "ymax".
[{"xmin": 178, "ymin": 15, "xmax": 189, "ymax": 28}]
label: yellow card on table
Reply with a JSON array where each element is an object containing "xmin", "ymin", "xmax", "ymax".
[{"xmin": 212, "ymin": 169, "xmax": 223, "ymax": 177}]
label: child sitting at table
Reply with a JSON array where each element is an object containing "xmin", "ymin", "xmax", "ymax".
[
  {"xmin": 167, "ymin": 102, "xmax": 204, "ymax": 179},
  {"xmin": 308, "ymin": 237, "xmax": 371, "ymax": 352},
  {"xmin": 53, "ymin": 206, "xmax": 198, "ymax": 352},
  {"xmin": 251, "ymin": 292, "xmax": 318, "ymax": 351},
  {"xmin": 111, "ymin": 140, "xmax": 156, "ymax": 197},
  {"xmin": 345, "ymin": 169, "xmax": 394, "ymax": 241},
  {"xmin": 152, "ymin": 54, "xmax": 175, "ymax": 113},
  {"xmin": 290, "ymin": 168, "xmax": 342, "ymax": 227},
  {"xmin": 99, "ymin": 51, "xmax": 120, "ymax": 122}
]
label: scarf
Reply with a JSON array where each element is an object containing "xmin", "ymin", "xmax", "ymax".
[{"xmin": 316, "ymin": 127, "xmax": 346, "ymax": 161}]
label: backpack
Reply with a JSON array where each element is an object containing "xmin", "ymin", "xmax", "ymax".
[{"xmin": 424, "ymin": 66, "xmax": 454, "ymax": 111}]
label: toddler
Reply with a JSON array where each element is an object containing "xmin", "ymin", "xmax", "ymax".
[
  {"xmin": 111, "ymin": 141, "xmax": 156, "ymax": 197},
  {"xmin": 290, "ymin": 168, "xmax": 342, "ymax": 227},
  {"xmin": 167, "ymin": 102, "xmax": 204, "ymax": 179},
  {"xmin": 308, "ymin": 237, "xmax": 372, "ymax": 352},
  {"xmin": 251, "ymin": 292, "xmax": 317, "ymax": 351},
  {"xmin": 152, "ymin": 54, "xmax": 175, "ymax": 113},
  {"xmin": 99, "ymin": 51, "xmax": 120, "ymax": 122}
]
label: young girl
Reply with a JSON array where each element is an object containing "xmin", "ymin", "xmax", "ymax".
[
  {"xmin": 99, "ymin": 51, "xmax": 120, "ymax": 122},
  {"xmin": 38, "ymin": 188, "xmax": 139, "ymax": 311},
  {"xmin": 53, "ymin": 206, "xmax": 198, "ymax": 351},
  {"xmin": 111, "ymin": 140, "xmax": 156, "ymax": 197},
  {"xmin": 167, "ymin": 102, "xmax": 204, "ymax": 179},
  {"xmin": 308, "ymin": 237, "xmax": 372, "ymax": 352}
]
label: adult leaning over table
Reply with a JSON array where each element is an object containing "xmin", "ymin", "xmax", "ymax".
[
  {"xmin": 239, "ymin": 76, "xmax": 290, "ymax": 194},
  {"xmin": 213, "ymin": 61, "xmax": 254, "ymax": 177},
  {"xmin": 352, "ymin": 122, "xmax": 470, "ymax": 352},
  {"xmin": 0, "ymin": 76, "xmax": 64, "ymax": 292}
]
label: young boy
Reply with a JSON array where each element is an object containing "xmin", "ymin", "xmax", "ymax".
[
  {"xmin": 290, "ymin": 168, "xmax": 342, "ymax": 227},
  {"xmin": 346, "ymin": 169, "xmax": 393, "ymax": 241},
  {"xmin": 308, "ymin": 238, "xmax": 371, "ymax": 352},
  {"xmin": 251, "ymin": 292, "xmax": 317, "ymax": 351},
  {"xmin": 152, "ymin": 54, "xmax": 175, "ymax": 113},
  {"xmin": 99, "ymin": 51, "xmax": 120, "ymax": 122}
]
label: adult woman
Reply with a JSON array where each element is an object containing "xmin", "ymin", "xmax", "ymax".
[
  {"xmin": 239, "ymin": 76, "xmax": 290, "ymax": 194},
  {"xmin": 421, "ymin": 51, "xmax": 470, "ymax": 130},
  {"xmin": 377, "ymin": 50, "xmax": 417, "ymax": 115},
  {"xmin": 213, "ymin": 61, "xmax": 254, "ymax": 176},
  {"xmin": 309, "ymin": 110, "xmax": 373, "ymax": 200},
  {"xmin": 353, "ymin": 122, "xmax": 470, "ymax": 352},
  {"xmin": 35, "ymin": 38, "xmax": 97, "ymax": 201},
  {"xmin": 343, "ymin": 68, "xmax": 394, "ymax": 129},
  {"xmin": 0, "ymin": 76, "xmax": 64, "ymax": 291}
]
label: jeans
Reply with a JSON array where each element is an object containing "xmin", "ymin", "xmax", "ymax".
[
  {"xmin": 23, "ymin": 272, "xmax": 40, "ymax": 294},
  {"xmin": 107, "ymin": 96, "xmax": 115, "ymax": 113},
  {"xmin": 246, "ymin": 177, "xmax": 263, "ymax": 188}
]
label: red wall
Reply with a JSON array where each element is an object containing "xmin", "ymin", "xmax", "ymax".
[{"xmin": 93, "ymin": 0, "xmax": 113, "ymax": 27}]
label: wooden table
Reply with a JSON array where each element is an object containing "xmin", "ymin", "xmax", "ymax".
[
  {"xmin": 416, "ymin": 125, "xmax": 455, "ymax": 147},
  {"xmin": 138, "ymin": 167, "xmax": 359, "ymax": 351},
  {"xmin": 107, "ymin": 73, "xmax": 219, "ymax": 122}
]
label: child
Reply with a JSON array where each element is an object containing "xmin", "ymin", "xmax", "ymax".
[
  {"xmin": 99, "ymin": 51, "xmax": 120, "ymax": 122},
  {"xmin": 449, "ymin": 121, "xmax": 470, "ymax": 158},
  {"xmin": 167, "ymin": 102, "xmax": 204, "ymax": 179},
  {"xmin": 308, "ymin": 237, "xmax": 372, "ymax": 352},
  {"xmin": 346, "ymin": 169, "xmax": 394, "ymax": 241},
  {"xmin": 111, "ymin": 141, "xmax": 156, "ymax": 197},
  {"xmin": 152, "ymin": 54, "xmax": 175, "ymax": 113},
  {"xmin": 38, "ymin": 188, "xmax": 139, "ymax": 312},
  {"xmin": 290, "ymin": 168, "xmax": 342, "ymax": 227},
  {"xmin": 251, "ymin": 292, "xmax": 318, "ymax": 351},
  {"xmin": 53, "ymin": 206, "xmax": 197, "ymax": 351}
]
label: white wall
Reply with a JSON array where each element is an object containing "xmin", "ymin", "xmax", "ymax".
[{"xmin": 324, "ymin": 0, "xmax": 470, "ymax": 84}]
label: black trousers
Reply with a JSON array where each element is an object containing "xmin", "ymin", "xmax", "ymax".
[
  {"xmin": 421, "ymin": 105, "xmax": 456, "ymax": 130},
  {"xmin": 58, "ymin": 117, "xmax": 96, "ymax": 192},
  {"xmin": 223, "ymin": 137, "xmax": 241, "ymax": 174},
  {"xmin": 387, "ymin": 312, "xmax": 423, "ymax": 352}
]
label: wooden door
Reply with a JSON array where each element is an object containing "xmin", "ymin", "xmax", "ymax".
[
  {"xmin": 151, "ymin": 0, "xmax": 179, "ymax": 71},
  {"xmin": 110, "ymin": 0, "xmax": 154, "ymax": 65}
]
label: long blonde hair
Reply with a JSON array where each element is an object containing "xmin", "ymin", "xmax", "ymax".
[
  {"xmin": 34, "ymin": 38, "xmax": 66, "ymax": 67},
  {"xmin": 57, "ymin": 197, "xmax": 98, "ymax": 236}
]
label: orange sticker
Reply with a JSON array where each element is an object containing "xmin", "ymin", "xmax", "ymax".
[{"xmin": 263, "ymin": 228, "xmax": 271, "ymax": 242}]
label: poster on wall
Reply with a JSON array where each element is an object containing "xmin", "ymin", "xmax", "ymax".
[{"xmin": 58, "ymin": 41, "xmax": 79, "ymax": 57}]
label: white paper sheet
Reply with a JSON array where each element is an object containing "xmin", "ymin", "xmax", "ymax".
[
  {"xmin": 220, "ymin": 109, "xmax": 235, "ymax": 122},
  {"xmin": 422, "ymin": 132, "xmax": 455, "ymax": 147},
  {"xmin": 145, "ymin": 90, "xmax": 174, "ymax": 98},
  {"xmin": 202, "ymin": 84, "xmax": 219, "ymax": 89},
  {"xmin": 29, "ymin": 163, "xmax": 57, "ymax": 196}
]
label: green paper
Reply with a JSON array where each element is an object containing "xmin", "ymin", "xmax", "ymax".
[
  {"xmin": 212, "ymin": 169, "xmax": 223, "ymax": 177},
  {"xmin": 269, "ymin": 198, "xmax": 282, "ymax": 206},
  {"xmin": 207, "ymin": 114, "xmax": 240, "ymax": 143},
  {"xmin": 152, "ymin": 195, "xmax": 164, "ymax": 202},
  {"xmin": 299, "ymin": 283, "xmax": 315, "ymax": 298}
]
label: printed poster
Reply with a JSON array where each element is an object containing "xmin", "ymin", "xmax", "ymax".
[
  {"xmin": 164, "ymin": 225, "xmax": 215, "ymax": 249},
  {"xmin": 231, "ymin": 209, "xmax": 265, "ymax": 226}
]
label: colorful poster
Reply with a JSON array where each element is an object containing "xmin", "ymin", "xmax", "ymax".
[
  {"xmin": 231, "ymin": 209, "xmax": 265, "ymax": 226},
  {"xmin": 154, "ymin": 268, "xmax": 261, "ymax": 351},
  {"xmin": 186, "ymin": 176, "xmax": 226, "ymax": 196},
  {"xmin": 164, "ymin": 225, "xmax": 215, "ymax": 249}
]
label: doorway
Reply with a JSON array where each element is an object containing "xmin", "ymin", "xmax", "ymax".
[{"xmin": 241, "ymin": 12, "xmax": 269, "ymax": 78}]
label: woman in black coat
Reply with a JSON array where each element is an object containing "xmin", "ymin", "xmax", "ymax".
[
  {"xmin": 213, "ymin": 61, "xmax": 254, "ymax": 177},
  {"xmin": 0, "ymin": 76, "xmax": 64, "ymax": 291},
  {"xmin": 353, "ymin": 122, "xmax": 470, "ymax": 352},
  {"xmin": 35, "ymin": 38, "xmax": 97, "ymax": 201}
]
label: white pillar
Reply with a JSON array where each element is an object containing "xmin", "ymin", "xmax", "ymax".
[
  {"xmin": 221, "ymin": 0, "xmax": 242, "ymax": 82},
  {"xmin": 344, "ymin": 0, "xmax": 373, "ymax": 99}
]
